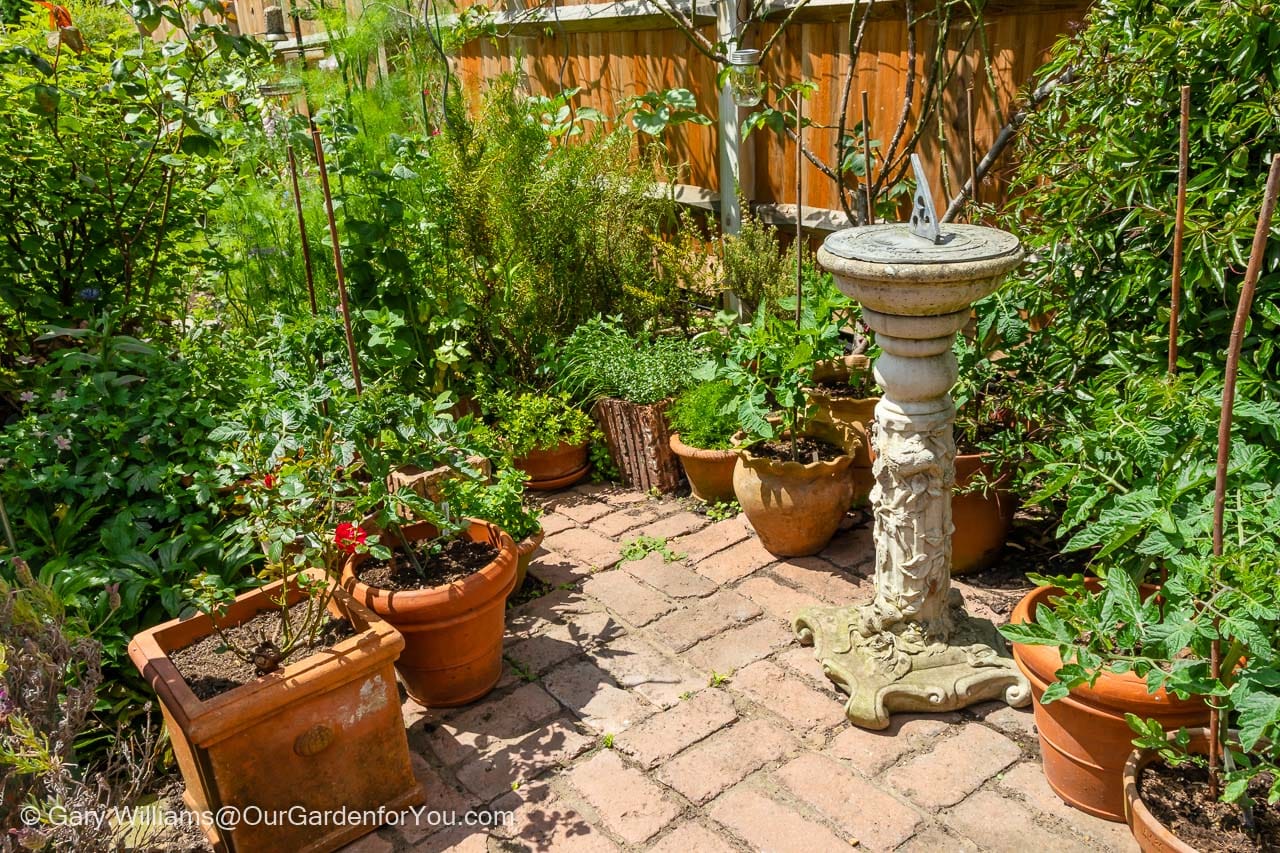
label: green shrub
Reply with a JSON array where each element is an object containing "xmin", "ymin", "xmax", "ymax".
[
  {"xmin": 0, "ymin": 2, "xmax": 263, "ymax": 342},
  {"xmin": 668, "ymin": 382, "xmax": 738, "ymax": 450},
  {"xmin": 479, "ymin": 391, "xmax": 595, "ymax": 458},
  {"xmin": 722, "ymin": 208, "xmax": 793, "ymax": 315},
  {"xmin": 441, "ymin": 467, "xmax": 542, "ymax": 542},
  {"xmin": 554, "ymin": 316, "xmax": 704, "ymax": 405},
  {"xmin": 1001, "ymin": 0, "xmax": 1280, "ymax": 398}
]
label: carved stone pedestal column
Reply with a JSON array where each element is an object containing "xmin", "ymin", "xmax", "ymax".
[{"xmin": 794, "ymin": 221, "xmax": 1032, "ymax": 730}]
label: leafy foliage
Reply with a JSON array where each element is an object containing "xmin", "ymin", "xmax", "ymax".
[
  {"xmin": 553, "ymin": 316, "xmax": 705, "ymax": 406},
  {"xmin": 668, "ymin": 381, "xmax": 739, "ymax": 451},
  {"xmin": 478, "ymin": 391, "xmax": 595, "ymax": 459},
  {"xmin": 441, "ymin": 466, "xmax": 542, "ymax": 543}
]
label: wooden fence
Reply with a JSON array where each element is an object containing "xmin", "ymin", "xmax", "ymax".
[{"xmin": 231, "ymin": 0, "xmax": 1088, "ymax": 228}]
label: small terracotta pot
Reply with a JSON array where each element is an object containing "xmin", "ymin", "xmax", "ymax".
[
  {"xmin": 128, "ymin": 570, "xmax": 421, "ymax": 853},
  {"xmin": 669, "ymin": 433, "xmax": 738, "ymax": 504},
  {"xmin": 951, "ymin": 453, "xmax": 1017, "ymax": 574},
  {"xmin": 1123, "ymin": 728, "xmax": 1212, "ymax": 852},
  {"xmin": 514, "ymin": 441, "xmax": 590, "ymax": 491},
  {"xmin": 513, "ymin": 526, "xmax": 545, "ymax": 593},
  {"xmin": 733, "ymin": 437, "xmax": 855, "ymax": 557},
  {"xmin": 1010, "ymin": 585, "xmax": 1209, "ymax": 822},
  {"xmin": 342, "ymin": 519, "xmax": 517, "ymax": 707},
  {"xmin": 806, "ymin": 393, "xmax": 879, "ymax": 508}
]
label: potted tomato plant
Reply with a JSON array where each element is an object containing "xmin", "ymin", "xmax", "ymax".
[
  {"xmin": 128, "ymin": 443, "xmax": 420, "ymax": 853},
  {"xmin": 716, "ymin": 290, "xmax": 856, "ymax": 557},
  {"xmin": 340, "ymin": 438, "xmax": 517, "ymax": 706}
]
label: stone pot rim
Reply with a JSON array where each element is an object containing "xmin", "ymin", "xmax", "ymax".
[
  {"xmin": 127, "ymin": 568, "xmax": 403, "ymax": 745},
  {"xmin": 734, "ymin": 438, "xmax": 855, "ymax": 478},
  {"xmin": 1122, "ymin": 727, "xmax": 1212, "ymax": 853}
]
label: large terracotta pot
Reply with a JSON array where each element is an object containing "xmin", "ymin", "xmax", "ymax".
[
  {"xmin": 342, "ymin": 519, "xmax": 517, "ymax": 707},
  {"xmin": 733, "ymin": 438, "xmax": 855, "ymax": 557},
  {"xmin": 669, "ymin": 433, "xmax": 738, "ymax": 504},
  {"xmin": 1010, "ymin": 585, "xmax": 1209, "ymax": 822},
  {"xmin": 951, "ymin": 453, "xmax": 1016, "ymax": 574},
  {"xmin": 514, "ymin": 441, "xmax": 590, "ymax": 491},
  {"xmin": 513, "ymin": 526, "xmax": 545, "ymax": 593},
  {"xmin": 1123, "ymin": 728, "xmax": 1212, "ymax": 852},
  {"xmin": 128, "ymin": 570, "xmax": 420, "ymax": 853}
]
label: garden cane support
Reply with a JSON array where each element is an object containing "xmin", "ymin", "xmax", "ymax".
[{"xmin": 795, "ymin": 161, "xmax": 1032, "ymax": 729}]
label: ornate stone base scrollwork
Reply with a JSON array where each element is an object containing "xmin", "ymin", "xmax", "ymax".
[{"xmin": 794, "ymin": 591, "xmax": 1030, "ymax": 730}]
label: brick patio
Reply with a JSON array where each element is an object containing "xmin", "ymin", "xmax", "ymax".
[{"xmin": 345, "ymin": 485, "xmax": 1139, "ymax": 853}]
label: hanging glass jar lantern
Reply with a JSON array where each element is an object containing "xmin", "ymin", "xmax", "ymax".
[
  {"xmin": 727, "ymin": 49, "xmax": 763, "ymax": 108},
  {"xmin": 263, "ymin": 5, "xmax": 288, "ymax": 42}
]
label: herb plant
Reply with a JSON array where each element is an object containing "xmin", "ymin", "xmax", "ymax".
[
  {"xmin": 668, "ymin": 381, "xmax": 739, "ymax": 451},
  {"xmin": 553, "ymin": 316, "xmax": 705, "ymax": 406},
  {"xmin": 441, "ymin": 467, "xmax": 542, "ymax": 543},
  {"xmin": 479, "ymin": 391, "xmax": 595, "ymax": 459}
]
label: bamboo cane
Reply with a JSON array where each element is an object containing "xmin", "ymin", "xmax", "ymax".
[
  {"xmin": 1169, "ymin": 86, "xmax": 1191, "ymax": 374},
  {"xmin": 310, "ymin": 121, "xmax": 364, "ymax": 396}
]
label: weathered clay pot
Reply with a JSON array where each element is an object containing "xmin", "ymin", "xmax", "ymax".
[
  {"xmin": 342, "ymin": 519, "xmax": 517, "ymax": 707},
  {"xmin": 951, "ymin": 453, "xmax": 1017, "ymax": 574},
  {"xmin": 1123, "ymin": 728, "xmax": 1212, "ymax": 852},
  {"xmin": 514, "ymin": 441, "xmax": 590, "ymax": 491},
  {"xmin": 807, "ymin": 393, "xmax": 878, "ymax": 508},
  {"xmin": 1010, "ymin": 585, "xmax": 1209, "ymax": 822},
  {"xmin": 733, "ymin": 437, "xmax": 855, "ymax": 557},
  {"xmin": 669, "ymin": 433, "xmax": 738, "ymax": 504},
  {"xmin": 128, "ymin": 570, "xmax": 420, "ymax": 853},
  {"xmin": 513, "ymin": 526, "xmax": 545, "ymax": 593}
]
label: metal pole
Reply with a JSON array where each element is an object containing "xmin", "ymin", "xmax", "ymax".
[
  {"xmin": 717, "ymin": 0, "xmax": 750, "ymax": 316},
  {"xmin": 310, "ymin": 121, "xmax": 364, "ymax": 396}
]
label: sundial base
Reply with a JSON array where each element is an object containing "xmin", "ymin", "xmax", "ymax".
[{"xmin": 794, "ymin": 592, "xmax": 1030, "ymax": 731}]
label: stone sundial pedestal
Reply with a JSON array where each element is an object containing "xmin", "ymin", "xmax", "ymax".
[{"xmin": 794, "ymin": 182, "xmax": 1032, "ymax": 730}]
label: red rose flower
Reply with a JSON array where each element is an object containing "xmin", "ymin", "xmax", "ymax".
[
  {"xmin": 334, "ymin": 522, "xmax": 367, "ymax": 554},
  {"xmin": 263, "ymin": 473, "xmax": 277, "ymax": 489}
]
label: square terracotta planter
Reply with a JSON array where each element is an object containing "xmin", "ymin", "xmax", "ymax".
[{"xmin": 128, "ymin": 570, "xmax": 422, "ymax": 853}]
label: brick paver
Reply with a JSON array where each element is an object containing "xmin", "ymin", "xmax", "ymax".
[
  {"xmin": 567, "ymin": 750, "xmax": 681, "ymax": 844},
  {"xmin": 886, "ymin": 723, "xmax": 1023, "ymax": 809},
  {"xmin": 338, "ymin": 487, "xmax": 1136, "ymax": 853}
]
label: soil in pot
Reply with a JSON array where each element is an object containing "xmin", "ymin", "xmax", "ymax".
[
  {"xmin": 748, "ymin": 435, "xmax": 846, "ymax": 463},
  {"xmin": 169, "ymin": 602, "xmax": 356, "ymax": 700},
  {"xmin": 357, "ymin": 536, "xmax": 499, "ymax": 592},
  {"xmin": 1140, "ymin": 763, "xmax": 1278, "ymax": 852}
]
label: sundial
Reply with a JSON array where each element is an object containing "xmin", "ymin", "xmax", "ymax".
[{"xmin": 794, "ymin": 156, "xmax": 1032, "ymax": 729}]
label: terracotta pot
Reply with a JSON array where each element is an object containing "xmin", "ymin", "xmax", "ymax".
[
  {"xmin": 669, "ymin": 433, "xmax": 738, "ymax": 504},
  {"xmin": 733, "ymin": 437, "xmax": 855, "ymax": 557},
  {"xmin": 1010, "ymin": 585, "xmax": 1209, "ymax": 822},
  {"xmin": 951, "ymin": 453, "xmax": 1017, "ymax": 574},
  {"xmin": 514, "ymin": 441, "xmax": 590, "ymax": 491},
  {"xmin": 513, "ymin": 526, "xmax": 545, "ymax": 593},
  {"xmin": 128, "ymin": 570, "xmax": 421, "ymax": 853},
  {"xmin": 1124, "ymin": 728, "xmax": 1212, "ymax": 852},
  {"xmin": 342, "ymin": 519, "xmax": 517, "ymax": 707},
  {"xmin": 806, "ymin": 392, "xmax": 878, "ymax": 508}
]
